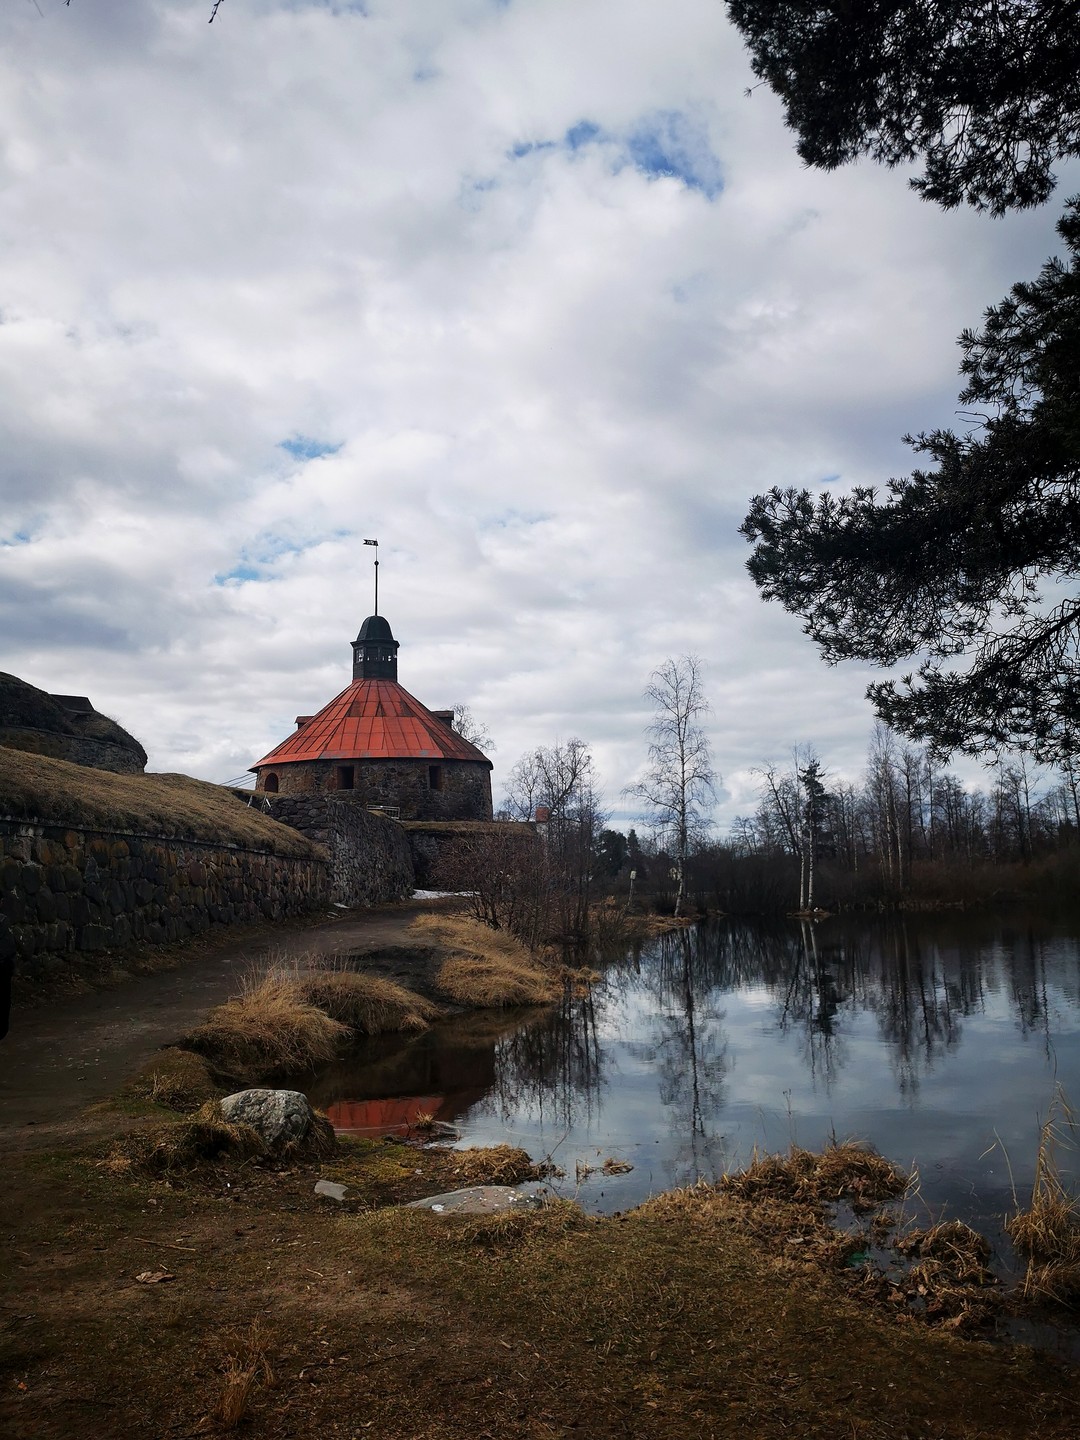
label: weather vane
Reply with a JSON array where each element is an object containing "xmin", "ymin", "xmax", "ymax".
[{"xmin": 363, "ymin": 538, "xmax": 379, "ymax": 615}]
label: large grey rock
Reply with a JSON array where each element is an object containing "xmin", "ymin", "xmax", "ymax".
[
  {"xmin": 219, "ymin": 1088, "xmax": 314, "ymax": 1149},
  {"xmin": 407, "ymin": 1185, "xmax": 541, "ymax": 1215}
]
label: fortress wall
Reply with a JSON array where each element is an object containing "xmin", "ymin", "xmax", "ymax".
[
  {"xmin": 400, "ymin": 820, "xmax": 537, "ymax": 888},
  {"xmin": 258, "ymin": 794, "xmax": 415, "ymax": 905},
  {"xmin": 0, "ymin": 817, "xmax": 331, "ymax": 984}
]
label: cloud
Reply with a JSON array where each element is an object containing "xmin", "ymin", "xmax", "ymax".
[{"xmin": 0, "ymin": 0, "xmax": 1073, "ymax": 824}]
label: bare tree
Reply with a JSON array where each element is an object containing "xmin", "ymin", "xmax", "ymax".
[
  {"xmin": 451, "ymin": 703, "xmax": 495, "ymax": 752},
  {"xmin": 629, "ymin": 656, "xmax": 718, "ymax": 917},
  {"xmin": 503, "ymin": 738, "xmax": 606, "ymax": 942}
]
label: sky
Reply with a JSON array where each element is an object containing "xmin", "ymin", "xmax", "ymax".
[{"xmin": 2, "ymin": 0, "xmax": 1076, "ymax": 830}]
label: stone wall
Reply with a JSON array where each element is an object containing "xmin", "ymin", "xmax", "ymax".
[
  {"xmin": 260, "ymin": 794, "xmax": 415, "ymax": 904},
  {"xmin": 257, "ymin": 758, "xmax": 493, "ymax": 821},
  {"xmin": 0, "ymin": 728, "xmax": 146, "ymax": 775},
  {"xmin": 0, "ymin": 817, "xmax": 331, "ymax": 983},
  {"xmin": 401, "ymin": 820, "xmax": 537, "ymax": 888}
]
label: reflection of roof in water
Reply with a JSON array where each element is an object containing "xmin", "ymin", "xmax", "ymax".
[{"xmin": 326, "ymin": 1095, "xmax": 447, "ymax": 1135}]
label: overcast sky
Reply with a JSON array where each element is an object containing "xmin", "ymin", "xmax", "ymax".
[{"xmin": 2, "ymin": 0, "xmax": 1075, "ymax": 829}]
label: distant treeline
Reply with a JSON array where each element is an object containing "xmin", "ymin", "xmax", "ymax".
[{"xmin": 598, "ymin": 728, "xmax": 1080, "ymax": 915}]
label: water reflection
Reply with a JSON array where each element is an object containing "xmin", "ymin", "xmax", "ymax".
[{"xmin": 323, "ymin": 909, "xmax": 1080, "ymax": 1221}]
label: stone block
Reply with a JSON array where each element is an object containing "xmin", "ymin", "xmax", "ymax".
[
  {"xmin": 68, "ymin": 895, "xmax": 91, "ymax": 927},
  {"xmin": 19, "ymin": 865, "xmax": 41, "ymax": 896},
  {"xmin": 78, "ymin": 924, "xmax": 112, "ymax": 952},
  {"xmin": 0, "ymin": 893, "xmax": 26, "ymax": 924}
]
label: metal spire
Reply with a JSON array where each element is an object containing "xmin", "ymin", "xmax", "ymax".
[{"xmin": 363, "ymin": 538, "xmax": 379, "ymax": 615}]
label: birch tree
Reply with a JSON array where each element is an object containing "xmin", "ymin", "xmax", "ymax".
[{"xmin": 629, "ymin": 656, "xmax": 718, "ymax": 917}]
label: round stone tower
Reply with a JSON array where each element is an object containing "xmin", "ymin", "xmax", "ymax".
[{"xmin": 251, "ymin": 614, "xmax": 493, "ymax": 820}]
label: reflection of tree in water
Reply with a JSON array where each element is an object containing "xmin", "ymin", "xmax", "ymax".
[
  {"xmin": 481, "ymin": 982, "xmax": 607, "ymax": 1129},
  {"xmin": 629, "ymin": 929, "xmax": 730, "ymax": 1188},
  {"xmin": 1007, "ymin": 927, "xmax": 1063, "ymax": 1053},
  {"xmin": 773, "ymin": 921, "xmax": 848, "ymax": 1093},
  {"xmin": 872, "ymin": 924, "xmax": 964, "ymax": 1096},
  {"xmin": 695, "ymin": 916, "xmax": 986, "ymax": 1097}
]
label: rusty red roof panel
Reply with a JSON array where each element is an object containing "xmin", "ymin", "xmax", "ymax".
[{"xmin": 252, "ymin": 680, "xmax": 492, "ymax": 769}]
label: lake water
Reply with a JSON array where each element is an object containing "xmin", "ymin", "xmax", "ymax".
[{"xmin": 306, "ymin": 910, "xmax": 1080, "ymax": 1240}]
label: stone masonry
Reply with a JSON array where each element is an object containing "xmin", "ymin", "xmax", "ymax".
[
  {"xmin": 258, "ymin": 793, "xmax": 415, "ymax": 904},
  {"xmin": 0, "ymin": 818, "xmax": 331, "ymax": 983}
]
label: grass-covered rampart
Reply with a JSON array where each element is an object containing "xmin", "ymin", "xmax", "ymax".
[{"xmin": 0, "ymin": 747, "xmax": 321, "ymax": 858}]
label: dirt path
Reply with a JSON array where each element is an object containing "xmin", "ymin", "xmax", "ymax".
[{"xmin": 0, "ymin": 902, "xmax": 432, "ymax": 1130}]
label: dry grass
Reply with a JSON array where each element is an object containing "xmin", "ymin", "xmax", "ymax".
[
  {"xmin": 182, "ymin": 963, "xmax": 447, "ymax": 1084},
  {"xmin": 897, "ymin": 1220, "xmax": 993, "ymax": 1281},
  {"xmin": 11, "ymin": 1125, "xmax": 1080, "ymax": 1440},
  {"xmin": 444, "ymin": 1143, "xmax": 546, "ymax": 1187},
  {"xmin": 1006, "ymin": 1088, "xmax": 1080, "ymax": 1303},
  {"xmin": 0, "ymin": 747, "xmax": 322, "ymax": 856},
  {"xmin": 720, "ymin": 1141, "xmax": 910, "ymax": 1215},
  {"xmin": 638, "ymin": 1178, "xmax": 859, "ymax": 1270},
  {"xmin": 132, "ymin": 1047, "xmax": 222, "ymax": 1112},
  {"xmin": 183, "ymin": 972, "xmax": 351, "ymax": 1081},
  {"xmin": 209, "ymin": 1320, "xmax": 276, "ymax": 1431},
  {"xmin": 889, "ymin": 1221, "xmax": 1001, "ymax": 1330},
  {"xmin": 410, "ymin": 912, "xmax": 559, "ymax": 1007},
  {"xmin": 108, "ymin": 1100, "xmax": 336, "ymax": 1179},
  {"xmin": 434, "ymin": 954, "xmax": 559, "ymax": 1007},
  {"xmin": 292, "ymin": 964, "xmax": 443, "ymax": 1034},
  {"xmin": 456, "ymin": 1197, "xmax": 593, "ymax": 1249},
  {"xmin": 107, "ymin": 1101, "xmax": 269, "ymax": 1176}
]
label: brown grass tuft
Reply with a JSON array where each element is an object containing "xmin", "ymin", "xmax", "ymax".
[
  {"xmin": 210, "ymin": 1320, "xmax": 275, "ymax": 1431},
  {"xmin": 293, "ymin": 965, "xmax": 442, "ymax": 1034},
  {"xmin": 1006, "ymin": 1088, "xmax": 1080, "ymax": 1302},
  {"xmin": 457, "ymin": 1198, "xmax": 591, "ymax": 1248},
  {"xmin": 720, "ymin": 1142, "xmax": 910, "ymax": 1214},
  {"xmin": 132, "ymin": 1048, "xmax": 221, "ymax": 1113},
  {"xmin": 896, "ymin": 1220, "xmax": 993, "ymax": 1282},
  {"xmin": 114, "ymin": 1101, "xmax": 268, "ymax": 1177},
  {"xmin": 442, "ymin": 1144, "xmax": 548, "ymax": 1188},
  {"xmin": 183, "ymin": 972, "xmax": 351, "ymax": 1081},
  {"xmin": 411, "ymin": 912, "xmax": 558, "ymax": 1008},
  {"xmin": 434, "ymin": 954, "xmax": 559, "ymax": 1007}
]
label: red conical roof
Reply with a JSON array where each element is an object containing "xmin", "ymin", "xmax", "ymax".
[{"xmin": 251, "ymin": 679, "xmax": 491, "ymax": 770}]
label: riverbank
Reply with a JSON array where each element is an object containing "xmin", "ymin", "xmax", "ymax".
[{"xmin": 1, "ymin": 1094, "xmax": 1078, "ymax": 1439}]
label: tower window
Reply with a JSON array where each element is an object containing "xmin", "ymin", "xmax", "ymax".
[
  {"xmin": 428, "ymin": 765, "xmax": 444, "ymax": 791},
  {"xmin": 337, "ymin": 766, "xmax": 355, "ymax": 790},
  {"xmin": 263, "ymin": 773, "xmax": 279, "ymax": 793}
]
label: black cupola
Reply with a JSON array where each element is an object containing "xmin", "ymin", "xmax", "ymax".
[{"xmin": 352, "ymin": 614, "xmax": 399, "ymax": 680}]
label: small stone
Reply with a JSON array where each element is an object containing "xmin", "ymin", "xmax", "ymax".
[
  {"xmin": 219, "ymin": 1088, "xmax": 314, "ymax": 1150},
  {"xmin": 314, "ymin": 1179, "xmax": 348, "ymax": 1201}
]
